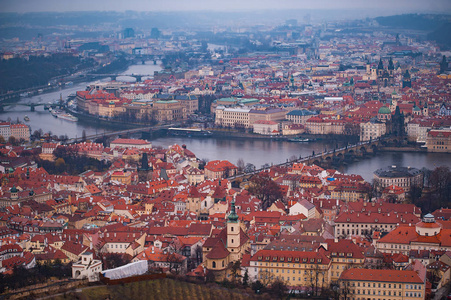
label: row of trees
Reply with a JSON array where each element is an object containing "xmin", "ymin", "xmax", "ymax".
[
  {"xmin": 0, "ymin": 260, "xmax": 71, "ymax": 293},
  {"xmin": 37, "ymin": 147, "xmax": 111, "ymax": 175}
]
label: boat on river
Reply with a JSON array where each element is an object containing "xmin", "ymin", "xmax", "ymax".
[
  {"xmin": 288, "ymin": 138, "xmax": 310, "ymax": 142},
  {"xmin": 24, "ymin": 115, "xmax": 30, "ymax": 121},
  {"xmin": 57, "ymin": 113, "xmax": 78, "ymax": 122},
  {"xmin": 168, "ymin": 127, "xmax": 212, "ymax": 137}
]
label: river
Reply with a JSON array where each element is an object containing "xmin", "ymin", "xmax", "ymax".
[
  {"xmin": 0, "ymin": 61, "xmax": 163, "ymax": 137},
  {"xmin": 151, "ymin": 136, "xmax": 451, "ymax": 182},
  {"xmin": 1, "ymin": 62, "xmax": 450, "ymax": 182}
]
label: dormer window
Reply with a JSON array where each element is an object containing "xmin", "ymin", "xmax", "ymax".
[{"xmin": 288, "ymin": 257, "xmax": 292, "ymax": 262}]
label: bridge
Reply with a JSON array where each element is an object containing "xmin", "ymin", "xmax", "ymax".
[
  {"xmin": 227, "ymin": 137, "xmax": 387, "ymax": 183},
  {"xmin": 66, "ymin": 123, "xmax": 180, "ymax": 144},
  {"xmin": 0, "ymin": 102, "xmax": 47, "ymax": 112},
  {"xmin": 85, "ymin": 73, "xmax": 153, "ymax": 82}
]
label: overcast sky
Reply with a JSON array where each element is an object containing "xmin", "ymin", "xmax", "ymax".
[{"xmin": 1, "ymin": 0, "xmax": 450, "ymax": 13}]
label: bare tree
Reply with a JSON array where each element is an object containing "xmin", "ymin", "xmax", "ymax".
[{"xmin": 237, "ymin": 158, "xmax": 245, "ymax": 173}]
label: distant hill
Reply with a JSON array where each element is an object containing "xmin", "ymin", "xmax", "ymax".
[
  {"xmin": 375, "ymin": 14, "xmax": 450, "ymax": 31},
  {"xmin": 428, "ymin": 22, "xmax": 451, "ymax": 49}
]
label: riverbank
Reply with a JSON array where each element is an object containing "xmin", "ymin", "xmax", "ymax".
[{"xmin": 379, "ymin": 146, "xmax": 427, "ymax": 152}]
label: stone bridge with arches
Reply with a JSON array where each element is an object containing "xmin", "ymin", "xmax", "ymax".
[{"xmin": 227, "ymin": 137, "xmax": 390, "ymax": 183}]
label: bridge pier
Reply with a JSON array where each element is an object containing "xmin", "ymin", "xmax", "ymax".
[{"xmin": 30, "ymin": 104, "xmax": 35, "ymax": 112}]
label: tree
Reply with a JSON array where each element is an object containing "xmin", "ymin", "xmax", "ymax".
[
  {"xmin": 252, "ymin": 280, "xmax": 265, "ymax": 294},
  {"xmin": 308, "ymin": 264, "xmax": 326, "ymax": 297},
  {"xmin": 167, "ymin": 239, "xmax": 184, "ymax": 275},
  {"xmin": 102, "ymin": 253, "xmax": 131, "ymax": 269},
  {"xmin": 242, "ymin": 269, "xmax": 249, "ymax": 287},
  {"xmin": 258, "ymin": 269, "xmax": 275, "ymax": 287},
  {"xmin": 244, "ymin": 163, "xmax": 256, "ymax": 173},
  {"xmin": 229, "ymin": 260, "xmax": 242, "ymax": 283},
  {"xmin": 236, "ymin": 158, "xmax": 245, "ymax": 173},
  {"xmin": 268, "ymin": 277, "xmax": 289, "ymax": 299},
  {"xmin": 429, "ymin": 166, "xmax": 451, "ymax": 207},
  {"xmin": 7, "ymin": 136, "xmax": 17, "ymax": 145},
  {"xmin": 248, "ymin": 173, "xmax": 283, "ymax": 210}
]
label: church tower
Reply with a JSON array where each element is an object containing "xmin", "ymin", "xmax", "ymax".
[
  {"xmin": 137, "ymin": 152, "xmax": 153, "ymax": 182},
  {"xmin": 423, "ymin": 102, "xmax": 428, "ymax": 117},
  {"xmin": 440, "ymin": 55, "xmax": 448, "ymax": 74},
  {"xmin": 377, "ymin": 58, "xmax": 384, "ymax": 77},
  {"xmin": 402, "ymin": 69, "xmax": 411, "ymax": 88},
  {"xmin": 388, "ymin": 57, "xmax": 394, "ymax": 77},
  {"xmin": 227, "ymin": 198, "xmax": 241, "ymax": 260}
]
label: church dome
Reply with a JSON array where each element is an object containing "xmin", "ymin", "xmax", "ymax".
[
  {"xmin": 378, "ymin": 106, "xmax": 391, "ymax": 114},
  {"xmin": 415, "ymin": 214, "xmax": 441, "ymax": 236}
]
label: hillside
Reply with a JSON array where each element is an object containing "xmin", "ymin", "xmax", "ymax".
[
  {"xmin": 375, "ymin": 14, "xmax": 450, "ymax": 31},
  {"xmin": 51, "ymin": 278, "xmax": 261, "ymax": 300}
]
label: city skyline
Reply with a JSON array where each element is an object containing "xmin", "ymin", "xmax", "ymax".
[{"xmin": 1, "ymin": 0, "xmax": 450, "ymax": 14}]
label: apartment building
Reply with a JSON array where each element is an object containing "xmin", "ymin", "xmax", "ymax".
[
  {"xmin": 339, "ymin": 268, "xmax": 425, "ymax": 300},
  {"xmin": 249, "ymin": 249, "xmax": 331, "ymax": 287}
]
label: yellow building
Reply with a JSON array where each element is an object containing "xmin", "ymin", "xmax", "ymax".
[
  {"xmin": 215, "ymin": 107, "xmax": 251, "ymax": 128},
  {"xmin": 249, "ymin": 249, "xmax": 331, "ymax": 288},
  {"xmin": 326, "ymin": 239, "xmax": 365, "ymax": 282},
  {"xmin": 426, "ymin": 129, "xmax": 451, "ymax": 153},
  {"xmin": 153, "ymin": 100, "xmax": 187, "ymax": 122},
  {"xmin": 10, "ymin": 124, "xmax": 30, "ymax": 141},
  {"xmin": 111, "ymin": 170, "xmax": 132, "ymax": 185},
  {"xmin": 339, "ymin": 268, "xmax": 425, "ymax": 300}
]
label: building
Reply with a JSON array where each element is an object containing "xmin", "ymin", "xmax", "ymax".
[
  {"xmin": 248, "ymin": 249, "xmax": 331, "ymax": 288},
  {"xmin": 203, "ymin": 200, "xmax": 250, "ymax": 281},
  {"xmin": 426, "ymin": 129, "xmax": 451, "ymax": 153},
  {"xmin": 360, "ymin": 120, "xmax": 386, "ymax": 141},
  {"xmin": 286, "ymin": 110, "xmax": 318, "ymax": 125},
  {"xmin": 334, "ymin": 210, "xmax": 420, "ymax": 239},
  {"xmin": 215, "ymin": 106, "xmax": 251, "ymax": 128},
  {"xmin": 253, "ymin": 120, "xmax": 279, "ymax": 135},
  {"xmin": 137, "ymin": 153, "xmax": 153, "ymax": 182},
  {"xmin": 153, "ymin": 100, "xmax": 187, "ymax": 122},
  {"xmin": 248, "ymin": 107, "xmax": 287, "ymax": 125},
  {"xmin": 204, "ymin": 160, "xmax": 237, "ymax": 179},
  {"xmin": 376, "ymin": 214, "xmax": 451, "ymax": 255},
  {"xmin": 339, "ymin": 268, "xmax": 425, "ymax": 300},
  {"xmin": 72, "ymin": 252, "xmax": 103, "ymax": 282},
  {"xmin": 110, "ymin": 138, "xmax": 152, "ymax": 149},
  {"xmin": 9, "ymin": 124, "xmax": 30, "ymax": 141},
  {"xmin": 0, "ymin": 122, "xmax": 11, "ymax": 140},
  {"xmin": 373, "ymin": 165, "xmax": 423, "ymax": 193}
]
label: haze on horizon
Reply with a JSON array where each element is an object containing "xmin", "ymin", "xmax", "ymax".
[{"xmin": 2, "ymin": 0, "xmax": 450, "ymax": 14}]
